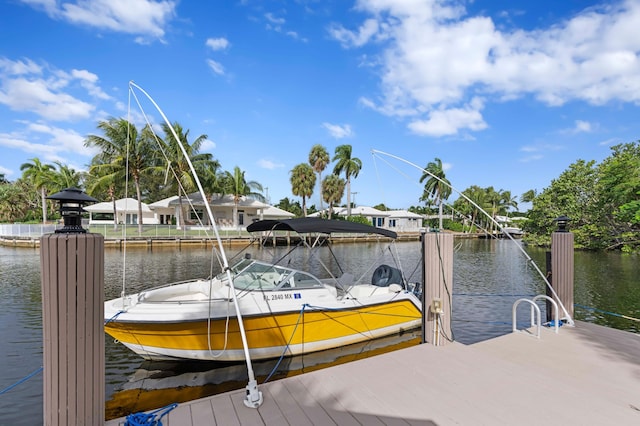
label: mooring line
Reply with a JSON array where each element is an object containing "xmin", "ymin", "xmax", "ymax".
[{"xmin": 0, "ymin": 366, "xmax": 43, "ymax": 396}]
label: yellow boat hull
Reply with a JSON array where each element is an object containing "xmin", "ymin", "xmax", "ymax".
[{"xmin": 105, "ymin": 299, "xmax": 421, "ymax": 361}]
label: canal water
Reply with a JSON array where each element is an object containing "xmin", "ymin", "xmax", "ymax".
[{"xmin": 0, "ymin": 239, "xmax": 638, "ymax": 423}]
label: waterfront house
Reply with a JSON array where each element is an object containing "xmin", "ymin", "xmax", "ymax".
[
  {"xmin": 84, "ymin": 198, "xmax": 157, "ymax": 225},
  {"xmin": 86, "ymin": 194, "xmax": 292, "ymax": 230},
  {"xmin": 309, "ymin": 206, "xmax": 422, "ymax": 232}
]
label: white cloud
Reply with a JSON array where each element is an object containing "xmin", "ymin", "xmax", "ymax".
[
  {"xmin": 408, "ymin": 101, "xmax": 487, "ymax": 137},
  {"xmin": 200, "ymin": 139, "xmax": 216, "ymax": 152},
  {"xmin": 574, "ymin": 120, "xmax": 592, "ymax": 133},
  {"xmin": 0, "ymin": 165, "xmax": 12, "ymax": 177},
  {"xmin": 265, "ymin": 12, "xmax": 285, "ymax": 26},
  {"xmin": 0, "ymin": 57, "xmax": 42, "ymax": 75},
  {"xmin": 258, "ymin": 159, "xmax": 284, "ymax": 170},
  {"xmin": 518, "ymin": 142, "xmax": 564, "ymax": 162},
  {"xmin": 328, "ymin": 18, "xmax": 379, "ymax": 48},
  {"xmin": 518, "ymin": 154, "xmax": 544, "ymax": 163},
  {"xmin": 20, "ymin": 0, "xmax": 177, "ymax": 42},
  {"xmin": 331, "ymin": 0, "xmax": 640, "ymax": 137},
  {"xmin": 0, "ymin": 58, "xmax": 110, "ymax": 121},
  {"xmin": 0, "ymin": 130, "xmax": 62, "ymax": 162},
  {"xmin": 27, "ymin": 122, "xmax": 90, "ymax": 155},
  {"xmin": 322, "ymin": 122, "xmax": 354, "ymax": 139},
  {"xmin": 0, "ymin": 77, "xmax": 95, "ymax": 121},
  {"xmin": 598, "ymin": 137, "xmax": 622, "ymax": 146},
  {"xmin": 206, "ymin": 37, "xmax": 230, "ymax": 51},
  {"xmin": 206, "ymin": 59, "xmax": 225, "ymax": 76}
]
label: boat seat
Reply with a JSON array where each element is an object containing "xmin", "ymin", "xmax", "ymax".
[
  {"xmin": 346, "ymin": 284, "xmax": 388, "ymax": 299},
  {"xmin": 335, "ymin": 273, "xmax": 354, "ymax": 290}
]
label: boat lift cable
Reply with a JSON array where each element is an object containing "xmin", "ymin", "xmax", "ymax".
[
  {"xmin": 129, "ymin": 81, "xmax": 263, "ymax": 408},
  {"xmin": 371, "ymin": 149, "xmax": 575, "ymax": 327},
  {"xmin": 129, "ymin": 84, "xmax": 232, "ymax": 358}
]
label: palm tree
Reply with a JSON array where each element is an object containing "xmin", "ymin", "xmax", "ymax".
[
  {"xmin": 520, "ymin": 189, "xmax": 537, "ymax": 204},
  {"xmin": 160, "ymin": 122, "xmax": 218, "ymax": 227},
  {"xmin": 332, "ymin": 144, "xmax": 362, "ymax": 217},
  {"xmin": 499, "ymin": 190, "xmax": 518, "ymax": 215},
  {"xmin": 0, "ymin": 173, "xmax": 7, "ymax": 184},
  {"xmin": 221, "ymin": 166, "xmax": 265, "ymax": 228},
  {"xmin": 290, "ymin": 163, "xmax": 316, "ymax": 217},
  {"xmin": 85, "ymin": 118, "xmax": 155, "ymax": 235},
  {"xmin": 85, "ymin": 156, "xmax": 123, "ymax": 231},
  {"xmin": 0, "ymin": 180, "xmax": 28, "ymax": 222},
  {"xmin": 20, "ymin": 158, "xmax": 55, "ymax": 224},
  {"xmin": 419, "ymin": 158, "xmax": 452, "ymax": 231},
  {"xmin": 276, "ymin": 197, "xmax": 302, "ymax": 217},
  {"xmin": 321, "ymin": 174, "xmax": 345, "ymax": 219},
  {"xmin": 51, "ymin": 161, "xmax": 84, "ymax": 192},
  {"xmin": 484, "ymin": 186, "xmax": 501, "ymax": 233},
  {"xmin": 308, "ymin": 144, "xmax": 329, "ymax": 211}
]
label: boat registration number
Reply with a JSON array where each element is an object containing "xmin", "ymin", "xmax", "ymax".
[{"xmin": 264, "ymin": 293, "xmax": 301, "ymax": 301}]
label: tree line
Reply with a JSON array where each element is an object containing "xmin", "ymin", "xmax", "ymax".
[
  {"xmin": 2, "ymin": 115, "xmax": 638, "ymax": 251},
  {"xmin": 0, "ymin": 118, "xmax": 265, "ymax": 234}
]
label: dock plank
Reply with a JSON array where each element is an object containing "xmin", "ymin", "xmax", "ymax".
[
  {"xmin": 262, "ymin": 379, "xmax": 312, "ymax": 426},
  {"xmin": 190, "ymin": 399, "xmax": 215, "ymax": 425}
]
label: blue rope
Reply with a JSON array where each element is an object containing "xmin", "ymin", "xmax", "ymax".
[
  {"xmin": 263, "ymin": 304, "xmax": 308, "ymax": 384},
  {"xmin": 105, "ymin": 310, "xmax": 125, "ymax": 325},
  {"xmin": 453, "ymin": 293, "xmax": 536, "ymax": 297},
  {"xmin": 574, "ymin": 303, "xmax": 640, "ymax": 323},
  {"xmin": 0, "ymin": 366, "xmax": 43, "ymax": 396},
  {"xmin": 125, "ymin": 403, "xmax": 178, "ymax": 426}
]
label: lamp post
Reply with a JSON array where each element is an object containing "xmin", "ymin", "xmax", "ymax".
[
  {"xmin": 554, "ymin": 215, "xmax": 571, "ymax": 232},
  {"xmin": 46, "ymin": 187, "xmax": 98, "ymax": 234},
  {"xmin": 41, "ymin": 187, "xmax": 105, "ymax": 425}
]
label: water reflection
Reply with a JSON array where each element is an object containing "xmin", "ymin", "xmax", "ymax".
[{"xmin": 106, "ymin": 329, "xmax": 421, "ymax": 419}]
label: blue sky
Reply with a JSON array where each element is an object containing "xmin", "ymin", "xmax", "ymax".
[{"xmin": 1, "ymin": 0, "xmax": 639, "ymax": 211}]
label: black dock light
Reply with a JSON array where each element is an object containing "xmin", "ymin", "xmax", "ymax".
[
  {"xmin": 554, "ymin": 215, "xmax": 571, "ymax": 232},
  {"xmin": 47, "ymin": 187, "xmax": 98, "ymax": 234}
]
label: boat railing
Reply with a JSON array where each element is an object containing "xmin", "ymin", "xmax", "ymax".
[{"xmin": 512, "ymin": 294, "xmax": 560, "ymax": 338}]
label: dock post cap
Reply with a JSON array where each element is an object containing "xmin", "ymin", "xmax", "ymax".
[{"xmin": 47, "ymin": 187, "xmax": 99, "ymax": 234}]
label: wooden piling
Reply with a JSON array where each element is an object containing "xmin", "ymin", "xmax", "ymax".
[
  {"xmin": 40, "ymin": 233, "xmax": 104, "ymax": 425},
  {"xmin": 551, "ymin": 231, "xmax": 574, "ymax": 319},
  {"xmin": 423, "ymin": 232, "xmax": 453, "ymax": 346}
]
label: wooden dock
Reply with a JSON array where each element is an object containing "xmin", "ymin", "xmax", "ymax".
[{"xmin": 106, "ymin": 321, "xmax": 640, "ymax": 425}]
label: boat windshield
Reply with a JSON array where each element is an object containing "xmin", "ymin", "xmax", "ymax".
[{"xmin": 226, "ymin": 259, "xmax": 324, "ymax": 291}]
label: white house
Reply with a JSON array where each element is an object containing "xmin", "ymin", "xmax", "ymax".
[
  {"xmin": 84, "ymin": 198, "xmax": 157, "ymax": 225},
  {"xmin": 260, "ymin": 205, "xmax": 295, "ymax": 221},
  {"xmin": 161, "ymin": 193, "xmax": 273, "ymax": 228},
  {"xmin": 86, "ymin": 193, "xmax": 293, "ymax": 229},
  {"xmin": 309, "ymin": 206, "xmax": 423, "ymax": 232},
  {"xmin": 386, "ymin": 210, "xmax": 424, "ymax": 232},
  {"xmin": 336, "ymin": 206, "xmax": 390, "ymax": 228}
]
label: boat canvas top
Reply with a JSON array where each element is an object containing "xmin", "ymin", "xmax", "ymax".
[{"xmin": 247, "ymin": 217, "xmax": 397, "ymax": 239}]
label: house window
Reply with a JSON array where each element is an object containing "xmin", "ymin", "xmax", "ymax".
[
  {"xmin": 389, "ymin": 219, "xmax": 396, "ymax": 227},
  {"xmin": 190, "ymin": 209, "xmax": 204, "ymax": 221},
  {"xmin": 239, "ymin": 210, "xmax": 245, "ymax": 226},
  {"xmin": 376, "ymin": 217, "xmax": 384, "ymax": 227},
  {"xmin": 92, "ymin": 212, "xmax": 114, "ymax": 221},
  {"xmin": 125, "ymin": 214, "xmax": 138, "ymax": 224}
]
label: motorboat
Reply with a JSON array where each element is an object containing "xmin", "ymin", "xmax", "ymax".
[
  {"xmin": 502, "ymin": 226, "xmax": 524, "ymax": 238},
  {"xmin": 104, "ymin": 218, "xmax": 423, "ymax": 362}
]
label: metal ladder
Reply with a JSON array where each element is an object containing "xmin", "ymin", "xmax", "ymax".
[{"xmin": 512, "ymin": 295, "xmax": 559, "ymax": 338}]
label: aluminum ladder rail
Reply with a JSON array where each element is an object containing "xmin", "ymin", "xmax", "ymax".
[{"xmin": 512, "ymin": 295, "xmax": 560, "ymax": 338}]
